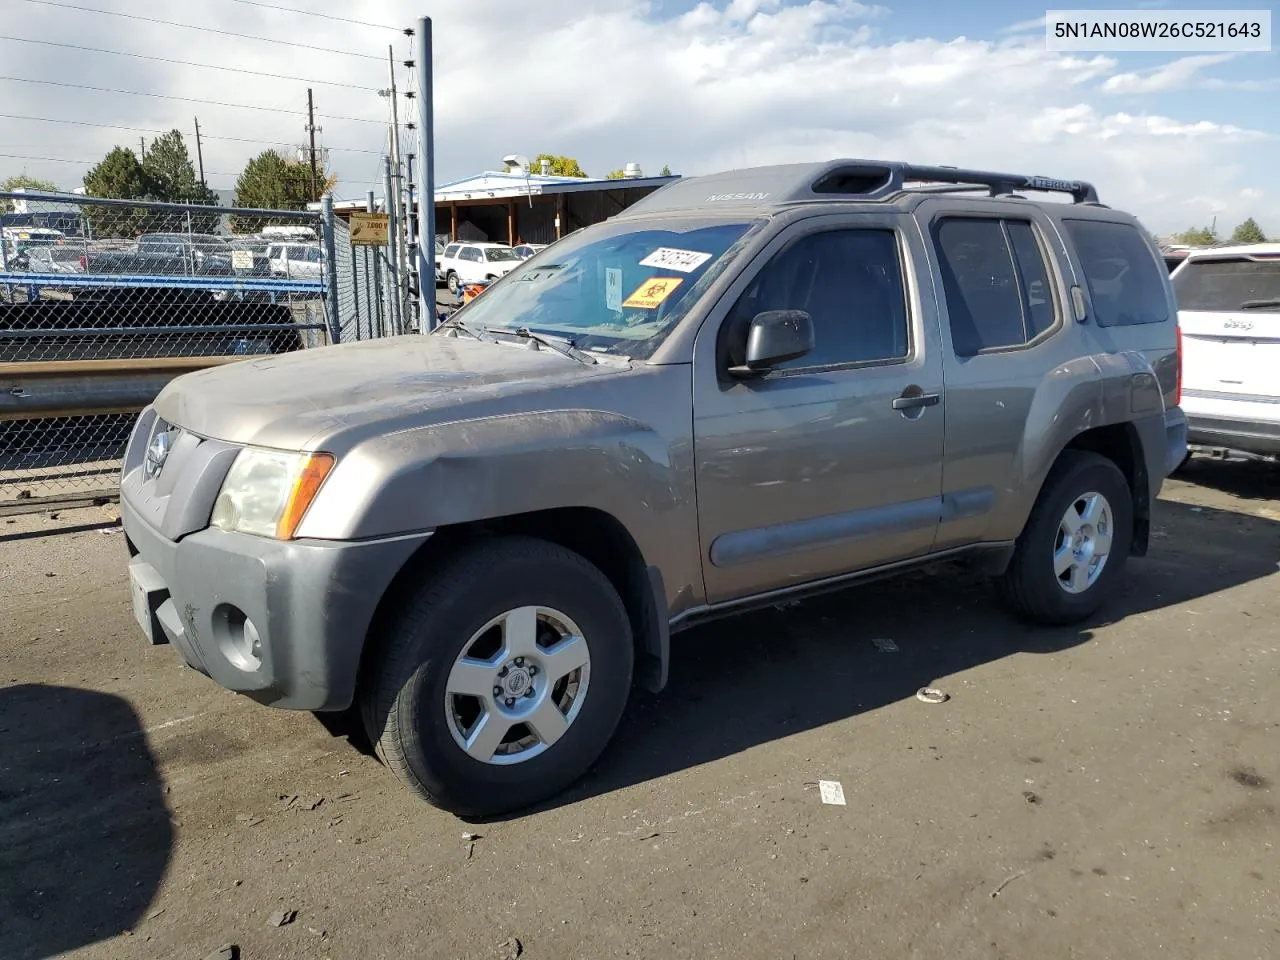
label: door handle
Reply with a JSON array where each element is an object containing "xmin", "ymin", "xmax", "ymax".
[{"xmin": 892, "ymin": 392, "xmax": 940, "ymax": 411}]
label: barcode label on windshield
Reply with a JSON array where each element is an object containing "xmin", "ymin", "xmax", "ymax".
[{"xmin": 639, "ymin": 247, "xmax": 713, "ymax": 273}]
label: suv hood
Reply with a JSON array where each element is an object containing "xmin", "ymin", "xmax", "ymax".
[{"xmin": 153, "ymin": 334, "xmax": 623, "ymax": 451}]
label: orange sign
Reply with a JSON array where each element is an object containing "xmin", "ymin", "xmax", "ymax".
[{"xmin": 622, "ymin": 276, "xmax": 683, "ymax": 309}]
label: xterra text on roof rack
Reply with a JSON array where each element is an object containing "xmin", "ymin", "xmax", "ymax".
[{"xmin": 120, "ymin": 159, "xmax": 1187, "ymax": 816}]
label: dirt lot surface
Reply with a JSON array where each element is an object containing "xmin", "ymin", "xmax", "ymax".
[{"xmin": 2, "ymin": 460, "xmax": 1277, "ymax": 960}]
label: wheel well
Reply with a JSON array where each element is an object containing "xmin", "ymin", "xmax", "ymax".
[
  {"xmin": 358, "ymin": 507, "xmax": 666, "ymax": 700},
  {"xmin": 1062, "ymin": 422, "xmax": 1150, "ymax": 556}
]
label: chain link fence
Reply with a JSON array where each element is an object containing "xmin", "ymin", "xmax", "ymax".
[
  {"xmin": 1, "ymin": 191, "xmax": 333, "ymax": 512},
  {"xmin": 330, "ymin": 211, "xmax": 419, "ymax": 342}
]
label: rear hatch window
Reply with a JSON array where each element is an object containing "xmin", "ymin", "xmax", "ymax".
[{"xmin": 1174, "ymin": 254, "xmax": 1280, "ymax": 399}]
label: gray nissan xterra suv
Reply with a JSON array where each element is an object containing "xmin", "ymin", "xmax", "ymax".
[{"xmin": 121, "ymin": 159, "xmax": 1187, "ymax": 817}]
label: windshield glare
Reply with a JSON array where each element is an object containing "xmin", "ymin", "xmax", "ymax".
[
  {"xmin": 1174, "ymin": 257, "xmax": 1280, "ymax": 312},
  {"xmin": 484, "ymin": 247, "xmax": 520, "ymax": 262},
  {"xmin": 447, "ymin": 219, "xmax": 761, "ymax": 358}
]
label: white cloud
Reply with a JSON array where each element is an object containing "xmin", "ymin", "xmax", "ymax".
[
  {"xmin": 1101, "ymin": 54, "xmax": 1237, "ymax": 95},
  {"xmin": 0, "ymin": 0, "xmax": 1275, "ymax": 234}
]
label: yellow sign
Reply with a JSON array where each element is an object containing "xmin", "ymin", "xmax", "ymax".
[
  {"xmin": 622, "ymin": 276, "xmax": 683, "ymax": 309},
  {"xmin": 349, "ymin": 212, "xmax": 389, "ymax": 246}
]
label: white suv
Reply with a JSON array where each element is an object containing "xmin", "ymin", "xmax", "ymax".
[
  {"xmin": 267, "ymin": 242, "xmax": 323, "ymax": 280},
  {"xmin": 1173, "ymin": 242, "xmax": 1280, "ymax": 461},
  {"xmin": 438, "ymin": 241, "xmax": 522, "ymax": 295}
]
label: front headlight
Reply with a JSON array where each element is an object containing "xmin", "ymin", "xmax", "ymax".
[{"xmin": 210, "ymin": 447, "xmax": 334, "ymax": 540}]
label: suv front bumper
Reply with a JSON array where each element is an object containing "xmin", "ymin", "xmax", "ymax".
[{"xmin": 122, "ymin": 497, "xmax": 429, "ymax": 711}]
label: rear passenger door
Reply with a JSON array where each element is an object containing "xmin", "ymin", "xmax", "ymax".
[
  {"xmin": 692, "ymin": 214, "xmax": 947, "ymax": 604},
  {"xmin": 916, "ymin": 199, "xmax": 1082, "ymax": 550}
]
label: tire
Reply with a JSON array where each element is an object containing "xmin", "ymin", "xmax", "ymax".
[
  {"xmin": 1172, "ymin": 450, "xmax": 1193, "ymax": 475},
  {"xmin": 1000, "ymin": 451, "xmax": 1133, "ymax": 625},
  {"xmin": 360, "ymin": 536, "xmax": 634, "ymax": 817},
  {"xmin": 446, "ymin": 271, "xmax": 460, "ymax": 296}
]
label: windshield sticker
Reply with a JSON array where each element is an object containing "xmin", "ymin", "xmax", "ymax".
[
  {"xmin": 605, "ymin": 267, "xmax": 623, "ymax": 312},
  {"xmin": 638, "ymin": 247, "xmax": 714, "ymax": 273},
  {"xmin": 622, "ymin": 277, "xmax": 683, "ymax": 309}
]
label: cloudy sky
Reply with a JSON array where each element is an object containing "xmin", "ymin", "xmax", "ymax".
[{"xmin": 1, "ymin": 0, "xmax": 1276, "ymax": 235}]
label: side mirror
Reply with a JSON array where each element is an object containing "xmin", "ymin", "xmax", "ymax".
[{"xmin": 728, "ymin": 309, "xmax": 814, "ymax": 378}]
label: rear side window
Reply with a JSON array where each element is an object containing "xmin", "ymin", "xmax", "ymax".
[
  {"xmin": 933, "ymin": 217, "xmax": 1059, "ymax": 357},
  {"xmin": 1061, "ymin": 219, "xmax": 1169, "ymax": 326},
  {"xmin": 1172, "ymin": 256, "xmax": 1280, "ymax": 312},
  {"xmin": 443, "ymin": 244, "xmax": 460, "ymax": 258}
]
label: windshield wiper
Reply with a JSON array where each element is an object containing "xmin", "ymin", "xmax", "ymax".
[
  {"xmin": 1240, "ymin": 299, "xmax": 1280, "ymax": 310},
  {"xmin": 483, "ymin": 326, "xmax": 598, "ymax": 364},
  {"xmin": 435, "ymin": 315, "xmax": 495, "ymax": 341}
]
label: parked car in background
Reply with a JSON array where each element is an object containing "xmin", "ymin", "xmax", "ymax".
[
  {"xmin": 437, "ymin": 241, "xmax": 522, "ymax": 295},
  {"xmin": 266, "ymin": 242, "xmax": 323, "ymax": 280},
  {"xmin": 1173, "ymin": 242, "xmax": 1280, "ymax": 462},
  {"xmin": 513, "ymin": 243, "xmax": 547, "ymax": 260}
]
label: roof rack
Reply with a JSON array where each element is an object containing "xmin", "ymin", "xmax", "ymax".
[
  {"xmin": 613, "ymin": 158, "xmax": 1101, "ymax": 219},
  {"xmin": 807, "ymin": 160, "xmax": 1100, "ymax": 204}
]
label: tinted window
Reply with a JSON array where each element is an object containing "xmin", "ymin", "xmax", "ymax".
[
  {"xmin": 305, "ymin": 247, "xmax": 323, "ymax": 263},
  {"xmin": 484, "ymin": 247, "xmax": 520, "ymax": 262},
  {"xmin": 934, "ymin": 218, "xmax": 1058, "ymax": 356},
  {"xmin": 1061, "ymin": 219, "xmax": 1170, "ymax": 326},
  {"xmin": 725, "ymin": 229, "xmax": 909, "ymax": 370},
  {"xmin": 1172, "ymin": 257, "xmax": 1280, "ymax": 312},
  {"xmin": 443, "ymin": 244, "xmax": 460, "ymax": 258}
]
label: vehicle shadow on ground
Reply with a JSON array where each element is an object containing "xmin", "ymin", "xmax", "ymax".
[
  {"xmin": 1177, "ymin": 456, "xmax": 1280, "ymax": 503},
  {"xmin": 0, "ymin": 684, "xmax": 173, "ymax": 960},
  {"xmin": 536, "ymin": 497, "xmax": 1280, "ymax": 816}
]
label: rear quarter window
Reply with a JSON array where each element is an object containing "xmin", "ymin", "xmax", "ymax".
[
  {"xmin": 1172, "ymin": 256, "xmax": 1280, "ymax": 312},
  {"xmin": 1061, "ymin": 219, "xmax": 1170, "ymax": 327}
]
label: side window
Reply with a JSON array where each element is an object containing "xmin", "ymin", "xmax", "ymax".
[
  {"xmin": 443, "ymin": 244, "xmax": 460, "ymax": 259},
  {"xmin": 934, "ymin": 217, "xmax": 1059, "ymax": 357},
  {"xmin": 1061, "ymin": 219, "xmax": 1170, "ymax": 327},
  {"xmin": 723, "ymin": 229, "xmax": 910, "ymax": 371},
  {"xmin": 305, "ymin": 247, "xmax": 322, "ymax": 263}
]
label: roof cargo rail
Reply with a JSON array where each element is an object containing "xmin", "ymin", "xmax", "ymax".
[{"xmin": 616, "ymin": 158, "xmax": 1100, "ymax": 218}]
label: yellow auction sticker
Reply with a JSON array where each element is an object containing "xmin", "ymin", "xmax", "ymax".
[{"xmin": 622, "ymin": 277, "xmax": 683, "ymax": 309}]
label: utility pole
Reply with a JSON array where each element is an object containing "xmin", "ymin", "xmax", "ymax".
[
  {"xmin": 385, "ymin": 45, "xmax": 407, "ymax": 319},
  {"xmin": 193, "ymin": 117, "xmax": 206, "ymax": 186},
  {"xmin": 138, "ymin": 137, "xmax": 146, "ymax": 161},
  {"xmin": 414, "ymin": 17, "xmax": 435, "ymax": 329},
  {"xmin": 305, "ymin": 88, "xmax": 321, "ymax": 202}
]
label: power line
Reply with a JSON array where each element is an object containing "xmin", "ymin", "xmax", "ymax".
[
  {"xmin": 19, "ymin": 0, "xmax": 382, "ymax": 61},
  {"xmin": 221, "ymin": 0, "xmax": 400, "ymax": 32},
  {"xmin": 0, "ymin": 151, "xmax": 240, "ymax": 181},
  {"xmin": 0, "ymin": 37, "xmax": 381, "ymax": 91},
  {"xmin": 0, "ymin": 112, "xmax": 385, "ymax": 154},
  {"xmin": 0, "ymin": 75, "xmax": 386, "ymax": 125}
]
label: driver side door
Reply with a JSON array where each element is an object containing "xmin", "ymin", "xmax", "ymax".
[{"xmin": 691, "ymin": 214, "xmax": 947, "ymax": 604}]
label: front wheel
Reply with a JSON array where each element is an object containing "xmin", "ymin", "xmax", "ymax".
[
  {"xmin": 446, "ymin": 271, "xmax": 460, "ymax": 295},
  {"xmin": 360, "ymin": 537, "xmax": 634, "ymax": 817},
  {"xmin": 1000, "ymin": 451, "xmax": 1134, "ymax": 625}
]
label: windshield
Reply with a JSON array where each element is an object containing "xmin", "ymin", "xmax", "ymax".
[
  {"xmin": 446, "ymin": 218, "xmax": 763, "ymax": 358},
  {"xmin": 1174, "ymin": 257, "xmax": 1280, "ymax": 312},
  {"xmin": 484, "ymin": 247, "xmax": 520, "ymax": 262}
]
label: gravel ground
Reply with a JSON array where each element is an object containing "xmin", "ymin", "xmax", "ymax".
[{"xmin": 1, "ymin": 459, "xmax": 1277, "ymax": 960}]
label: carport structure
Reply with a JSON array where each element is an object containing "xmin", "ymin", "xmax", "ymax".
[{"xmin": 431, "ymin": 167, "xmax": 679, "ymax": 247}]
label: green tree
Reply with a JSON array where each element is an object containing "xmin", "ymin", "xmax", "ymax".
[
  {"xmin": 82, "ymin": 146, "xmax": 155, "ymax": 238},
  {"xmin": 604, "ymin": 168, "xmax": 625, "ymax": 180},
  {"xmin": 659, "ymin": 164, "xmax": 672, "ymax": 177},
  {"xmin": 1175, "ymin": 226, "xmax": 1218, "ymax": 246},
  {"xmin": 231, "ymin": 150, "xmax": 335, "ymax": 232},
  {"xmin": 1, "ymin": 174, "xmax": 61, "ymax": 212},
  {"xmin": 534, "ymin": 154, "xmax": 588, "ymax": 178},
  {"xmin": 142, "ymin": 129, "xmax": 220, "ymax": 231},
  {"xmin": 1230, "ymin": 217, "xmax": 1266, "ymax": 244}
]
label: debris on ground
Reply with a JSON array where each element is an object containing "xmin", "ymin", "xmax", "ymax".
[
  {"xmin": 916, "ymin": 687, "xmax": 950, "ymax": 704},
  {"xmin": 268, "ymin": 909, "xmax": 297, "ymax": 927},
  {"xmin": 990, "ymin": 869, "xmax": 1030, "ymax": 898},
  {"xmin": 497, "ymin": 936, "xmax": 523, "ymax": 959},
  {"xmin": 462, "ymin": 831, "xmax": 481, "ymax": 842},
  {"xmin": 871, "ymin": 637, "xmax": 899, "ymax": 653},
  {"xmin": 280, "ymin": 794, "xmax": 324, "ymax": 811},
  {"xmin": 817, "ymin": 780, "xmax": 847, "ymax": 806},
  {"xmin": 1023, "ymin": 791, "xmax": 1042, "ymax": 805},
  {"xmin": 202, "ymin": 945, "xmax": 239, "ymax": 960},
  {"xmin": 235, "ymin": 814, "xmax": 264, "ymax": 827}
]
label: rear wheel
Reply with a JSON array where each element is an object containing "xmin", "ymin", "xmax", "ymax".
[
  {"xmin": 360, "ymin": 537, "xmax": 634, "ymax": 817},
  {"xmin": 446, "ymin": 271, "xmax": 460, "ymax": 296},
  {"xmin": 1000, "ymin": 451, "xmax": 1133, "ymax": 625}
]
